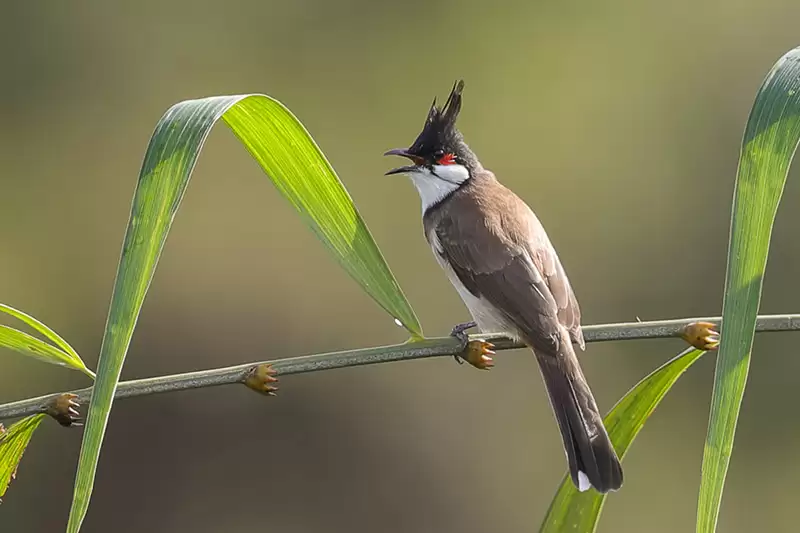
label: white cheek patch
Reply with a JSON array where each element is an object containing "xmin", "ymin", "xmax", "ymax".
[
  {"xmin": 407, "ymin": 164, "xmax": 469, "ymax": 212},
  {"xmin": 432, "ymin": 163, "xmax": 469, "ymax": 185}
]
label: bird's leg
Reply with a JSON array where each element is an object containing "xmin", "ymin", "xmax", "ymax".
[
  {"xmin": 450, "ymin": 321, "xmax": 495, "ymax": 370},
  {"xmin": 450, "ymin": 321, "xmax": 475, "ymax": 365},
  {"xmin": 450, "ymin": 320, "xmax": 477, "ymax": 342}
]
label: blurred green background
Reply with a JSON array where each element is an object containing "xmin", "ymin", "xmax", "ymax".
[{"xmin": 2, "ymin": 1, "xmax": 800, "ymax": 531}]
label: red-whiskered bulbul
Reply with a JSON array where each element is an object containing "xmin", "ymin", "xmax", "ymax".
[{"xmin": 384, "ymin": 80, "xmax": 623, "ymax": 493}]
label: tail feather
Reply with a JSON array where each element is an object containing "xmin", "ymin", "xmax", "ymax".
[{"xmin": 534, "ymin": 343, "xmax": 623, "ymax": 493}]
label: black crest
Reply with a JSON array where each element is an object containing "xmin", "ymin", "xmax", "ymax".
[{"xmin": 407, "ymin": 80, "xmax": 466, "ymax": 159}]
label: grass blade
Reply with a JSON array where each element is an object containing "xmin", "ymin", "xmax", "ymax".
[
  {"xmin": 697, "ymin": 48, "xmax": 800, "ymax": 533},
  {"xmin": 0, "ymin": 304, "xmax": 93, "ymax": 378},
  {"xmin": 539, "ymin": 348, "xmax": 705, "ymax": 533},
  {"xmin": 0, "ymin": 325, "xmax": 92, "ymax": 377},
  {"xmin": 66, "ymin": 94, "xmax": 422, "ymax": 531},
  {"xmin": 222, "ymin": 99, "xmax": 422, "ymax": 337},
  {"xmin": 0, "ymin": 414, "xmax": 46, "ymax": 501}
]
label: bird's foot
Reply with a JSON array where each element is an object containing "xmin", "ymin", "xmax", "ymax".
[
  {"xmin": 450, "ymin": 321, "xmax": 477, "ymax": 365},
  {"xmin": 450, "ymin": 320, "xmax": 478, "ymax": 341},
  {"xmin": 449, "ymin": 321, "xmax": 494, "ymax": 370}
]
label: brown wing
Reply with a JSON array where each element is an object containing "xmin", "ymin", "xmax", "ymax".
[
  {"xmin": 431, "ymin": 180, "xmax": 584, "ymax": 350},
  {"xmin": 532, "ymin": 236, "xmax": 585, "ymax": 349}
]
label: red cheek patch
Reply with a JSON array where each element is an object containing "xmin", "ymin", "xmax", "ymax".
[{"xmin": 437, "ymin": 153, "xmax": 456, "ymax": 165}]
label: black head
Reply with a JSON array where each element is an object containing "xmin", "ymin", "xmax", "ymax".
[{"xmin": 384, "ymin": 80, "xmax": 478, "ymax": 175}]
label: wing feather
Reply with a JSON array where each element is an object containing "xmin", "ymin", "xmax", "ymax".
[{"xmin": 430, "ymin": 181, "xmax": 584, "ymax": 350}]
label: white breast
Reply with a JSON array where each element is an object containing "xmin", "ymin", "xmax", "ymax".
[{"xmin": 407, "ymin": 164, "xmax": 470, "ymax": 213}]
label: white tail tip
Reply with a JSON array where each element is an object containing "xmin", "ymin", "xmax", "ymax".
[{"xmin": 577, "ymin": 471, "xmax": 592, "ymax": 492}]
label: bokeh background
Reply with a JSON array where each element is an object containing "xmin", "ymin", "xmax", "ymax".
[{"xmin": 2, "ymin": 1, "xmax": 800, "ymax": 532}]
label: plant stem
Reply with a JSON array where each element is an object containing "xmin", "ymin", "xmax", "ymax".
[{"xmin": 1, "ymin": 314, "xmax": 798, "ymax": 423}]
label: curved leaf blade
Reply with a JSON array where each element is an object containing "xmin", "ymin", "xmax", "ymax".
[
  {"xmin": 0, "ymin": 304, "xmax": 92, "ymax": 378},
  {"xmin": 66, "ymin": 94, "xmax": 422, "ymax": 531},
  {"xmin": 0, "ymin": 325, "xmax": 90, "ymax": 376},
  {"xmin": 0, "ymin": 414, "xmax": 46, "ymax": 500},
  {"xmin": 540, "ymin": 348, "xmax": 705, "ymax": 533},
  {"xmin": 223, "ymin": 99, "xmax": 422, "ymax": 337},
  {"xmin": 697, "ymin": 47, "xmax": 800, "ymax": 532}
]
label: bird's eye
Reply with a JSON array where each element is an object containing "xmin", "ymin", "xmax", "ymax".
[{"xmin": 433, "ymin": 149, "xmax": 445, "ymax": 159}]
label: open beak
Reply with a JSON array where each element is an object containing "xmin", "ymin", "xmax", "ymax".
[{"xmin": 383, "ymin": 148, "xmax": 424, "ymax": 175}]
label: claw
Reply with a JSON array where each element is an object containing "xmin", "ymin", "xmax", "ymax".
[{"xmin": 244, "ymin": 364, "xmax": 279, "ymax": 396}]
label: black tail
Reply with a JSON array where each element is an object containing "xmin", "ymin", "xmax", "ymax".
[{"xmin": 535, "ymin": 345, "xmax": 623, "ymax": 493}]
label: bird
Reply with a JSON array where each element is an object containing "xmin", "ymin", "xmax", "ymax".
[{"xmin": 383, "ymin": 80, "xmax": 623, "ymax": 493}]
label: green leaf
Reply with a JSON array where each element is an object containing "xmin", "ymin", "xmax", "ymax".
[
  {"xmin": 0, "ymin": 304, "xmax": 93, "ymax": 378},
  {"xmin": 222, "ymin": 99, "xmax": 421, "ymax": 336},
  {"xmin": 0, "ymin": 414, "xmax": 46, "ymax": 500},
  {"xmin": 66, "ymin": 94, "xmax": 422, "ymax": 531},
  {"xmin": 539, "ymin": 348, "xmax": 705, "ymax": 533},
  {"xmin": 696, "ymin": 48, "xmax": 800, "ymax": 532}
]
